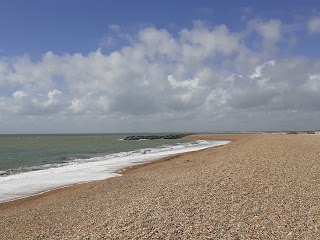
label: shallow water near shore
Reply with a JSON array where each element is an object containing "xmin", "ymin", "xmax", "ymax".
[
  {"xmin": 0, "ymin": 134, "xmax": 188, "ymax": 174},
  {"xmin": 0, "ymin": 134, "xmax": 230, "ymax": 202}
]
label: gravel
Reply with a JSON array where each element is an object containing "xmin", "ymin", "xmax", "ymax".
[{"xmin": 0, "ymin": 134, "xmax": 319, "ymax": 239}]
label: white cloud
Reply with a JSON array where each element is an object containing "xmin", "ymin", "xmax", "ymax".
[
  {"xmin": 45, "ymin": 89, "xmax": 62, "ymax": 106},
  {"xmin": 308, "ymin": 17, "xmax": 320, "ymax": 34},
  {"xmin": 26, "ymin": 89, "xmax": 64, "ymax": 115},
  {"xmin": 138, "ymin": 27, "xmax": 179, "ymax": 59},
  {"xmin": 12, "ymin": 90, "xmax": 28, "ymax": 101},
  {"xmin": 69, "ymin": 98, "xmax": 83, "ymax": 113},
  {"xmin": 249, "ymin": 60, "xmax": 276, "ymax": 79},
  {"xmin": 304, "ymin": 74, "xmax": 320, "ymax": 92},
  {"xmin": 249, "ymin": 19, "xmax": 282, "ymax": 47},
  {"xmin": 180, "ymin": 23, "xmax": 241, "ymax": 61},
  {"xmin": 167, "ymin": 75, "xmax": 199, "ymax": 89},
  {"xmin": 205, "ymin": 88, "xmax": 230, "ymax": 108},
  {"xmin": 1, "ymin": 20, "xmax": 320, "ymax": 132},
  {"xmin": 109, "ymin": 24, "xmax": 121, "ymax": 32}
]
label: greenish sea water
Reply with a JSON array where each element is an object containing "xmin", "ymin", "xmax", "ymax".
[
  {"xmin": 0, "ymin": 134, "xmax": 190, "ymax": 174},
  {"xmin": 0, "ymin": 134, "xmax": 231, "ymax": 202}
]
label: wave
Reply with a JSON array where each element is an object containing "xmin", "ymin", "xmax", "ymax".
[{"xmin": 0, "ymin": 140, "xmax": 230, "ymax": 203}]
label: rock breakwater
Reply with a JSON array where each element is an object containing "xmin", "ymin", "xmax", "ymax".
[{"xmin": 123, "ymin": 134, "xmax": 191, "ymax": 140}]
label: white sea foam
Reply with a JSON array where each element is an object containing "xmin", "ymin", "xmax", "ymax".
[{"xmin": 0, "ymin": 140, "xmax": 230, "ymax": 203}]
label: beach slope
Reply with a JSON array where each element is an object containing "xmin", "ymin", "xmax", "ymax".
[{"xmin": 0, "ymin": 134, "xmax": 319, "ymax": 239}]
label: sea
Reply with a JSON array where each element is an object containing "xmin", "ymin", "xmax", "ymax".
[{"xmin": 0, "ymin": 134, "xmax": 230, "ymax": 202}]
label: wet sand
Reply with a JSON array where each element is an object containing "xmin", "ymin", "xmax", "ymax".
[{"xmin": 0, "ymin": 134, "xmax": 319, "ymax": 239}]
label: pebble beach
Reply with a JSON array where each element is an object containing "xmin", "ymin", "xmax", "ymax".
[{"xmin": 1, "ymin": 134, "xmax": 320, "ymax": 239}]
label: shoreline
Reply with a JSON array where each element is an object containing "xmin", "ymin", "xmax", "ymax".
[
  {"xmin": 1, "ymin": 133, "xmax": 319, "ymax": 239},
  {"xmin": 0, "ymin": 154, "xmax": 184, "ymax": 206},
  {"xmin": 0, "ymin": 135, "xmax": 230, "ymax": 205},
  {"xmin": 0, "ymin": 154, "xmax": 185, "ymax": 207}
]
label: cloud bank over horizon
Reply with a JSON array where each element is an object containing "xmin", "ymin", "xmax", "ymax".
[{"xmin": 1, "ymin": 17, "xmax": 320, "ymax": 133}]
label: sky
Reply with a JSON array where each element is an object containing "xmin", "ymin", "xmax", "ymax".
[{"xmin": 0, "ymin": 0, "xmax": 320, "ymax": 133}]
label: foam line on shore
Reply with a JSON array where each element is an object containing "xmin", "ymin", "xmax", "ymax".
[{"xmin": 0, "ymin": 140, "xmax": 230, "ymax": 203}]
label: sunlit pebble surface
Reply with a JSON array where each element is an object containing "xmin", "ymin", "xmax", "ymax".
[{"xmin": 1, "ymin": 134, "xmax": 320, "ymax": 239}]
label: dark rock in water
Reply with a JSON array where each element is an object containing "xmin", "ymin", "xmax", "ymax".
[{"xmin": 123, "ymin": 134, "xmax": 191, "ymax": 141}]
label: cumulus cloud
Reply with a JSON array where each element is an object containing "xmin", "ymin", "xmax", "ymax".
[
  {"xmin": 0, "ymin": 18, "xmax": 320, "ymax": 132},
  {"xmin": 249, "ymin": 60, "xmax": 276, "ymax": 79},
  {"xmin": 167, "ymin": 75, "xmax": 199, "ymax": 90},
  {"xmin": 12, "ymin": 90, "xmax": 28, "ymax": 101},
  {"xmin": 231, "ymin": 58, "xmax": 320, "ymax": 112}
]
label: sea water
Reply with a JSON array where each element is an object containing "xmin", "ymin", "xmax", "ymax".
[{"xmin": 0, "ymin": 134, "xmax": 230, "ymax": 202}]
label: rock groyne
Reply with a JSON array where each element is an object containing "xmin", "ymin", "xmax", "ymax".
[{"xmin": 123, "ymin": 134, "xmax": 191, "ymax": 141}]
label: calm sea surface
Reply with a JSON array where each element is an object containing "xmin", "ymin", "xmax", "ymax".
[{"xmin": 0, "ymin": 134, "xmax": 191, "ymax": 174}]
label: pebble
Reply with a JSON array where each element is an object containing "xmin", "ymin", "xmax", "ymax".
[{"xmin": 1, "ymin": 134, "xmax": 320, "ymax": 239}]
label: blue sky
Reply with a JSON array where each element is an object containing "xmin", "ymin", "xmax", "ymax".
[
  {"xmin": 1, "ymin": 0, "xmax": 318, "ymax": 57},
  {"xmin": 0, "ymin": 0, "xmax": 320, "ymax": 133}
]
